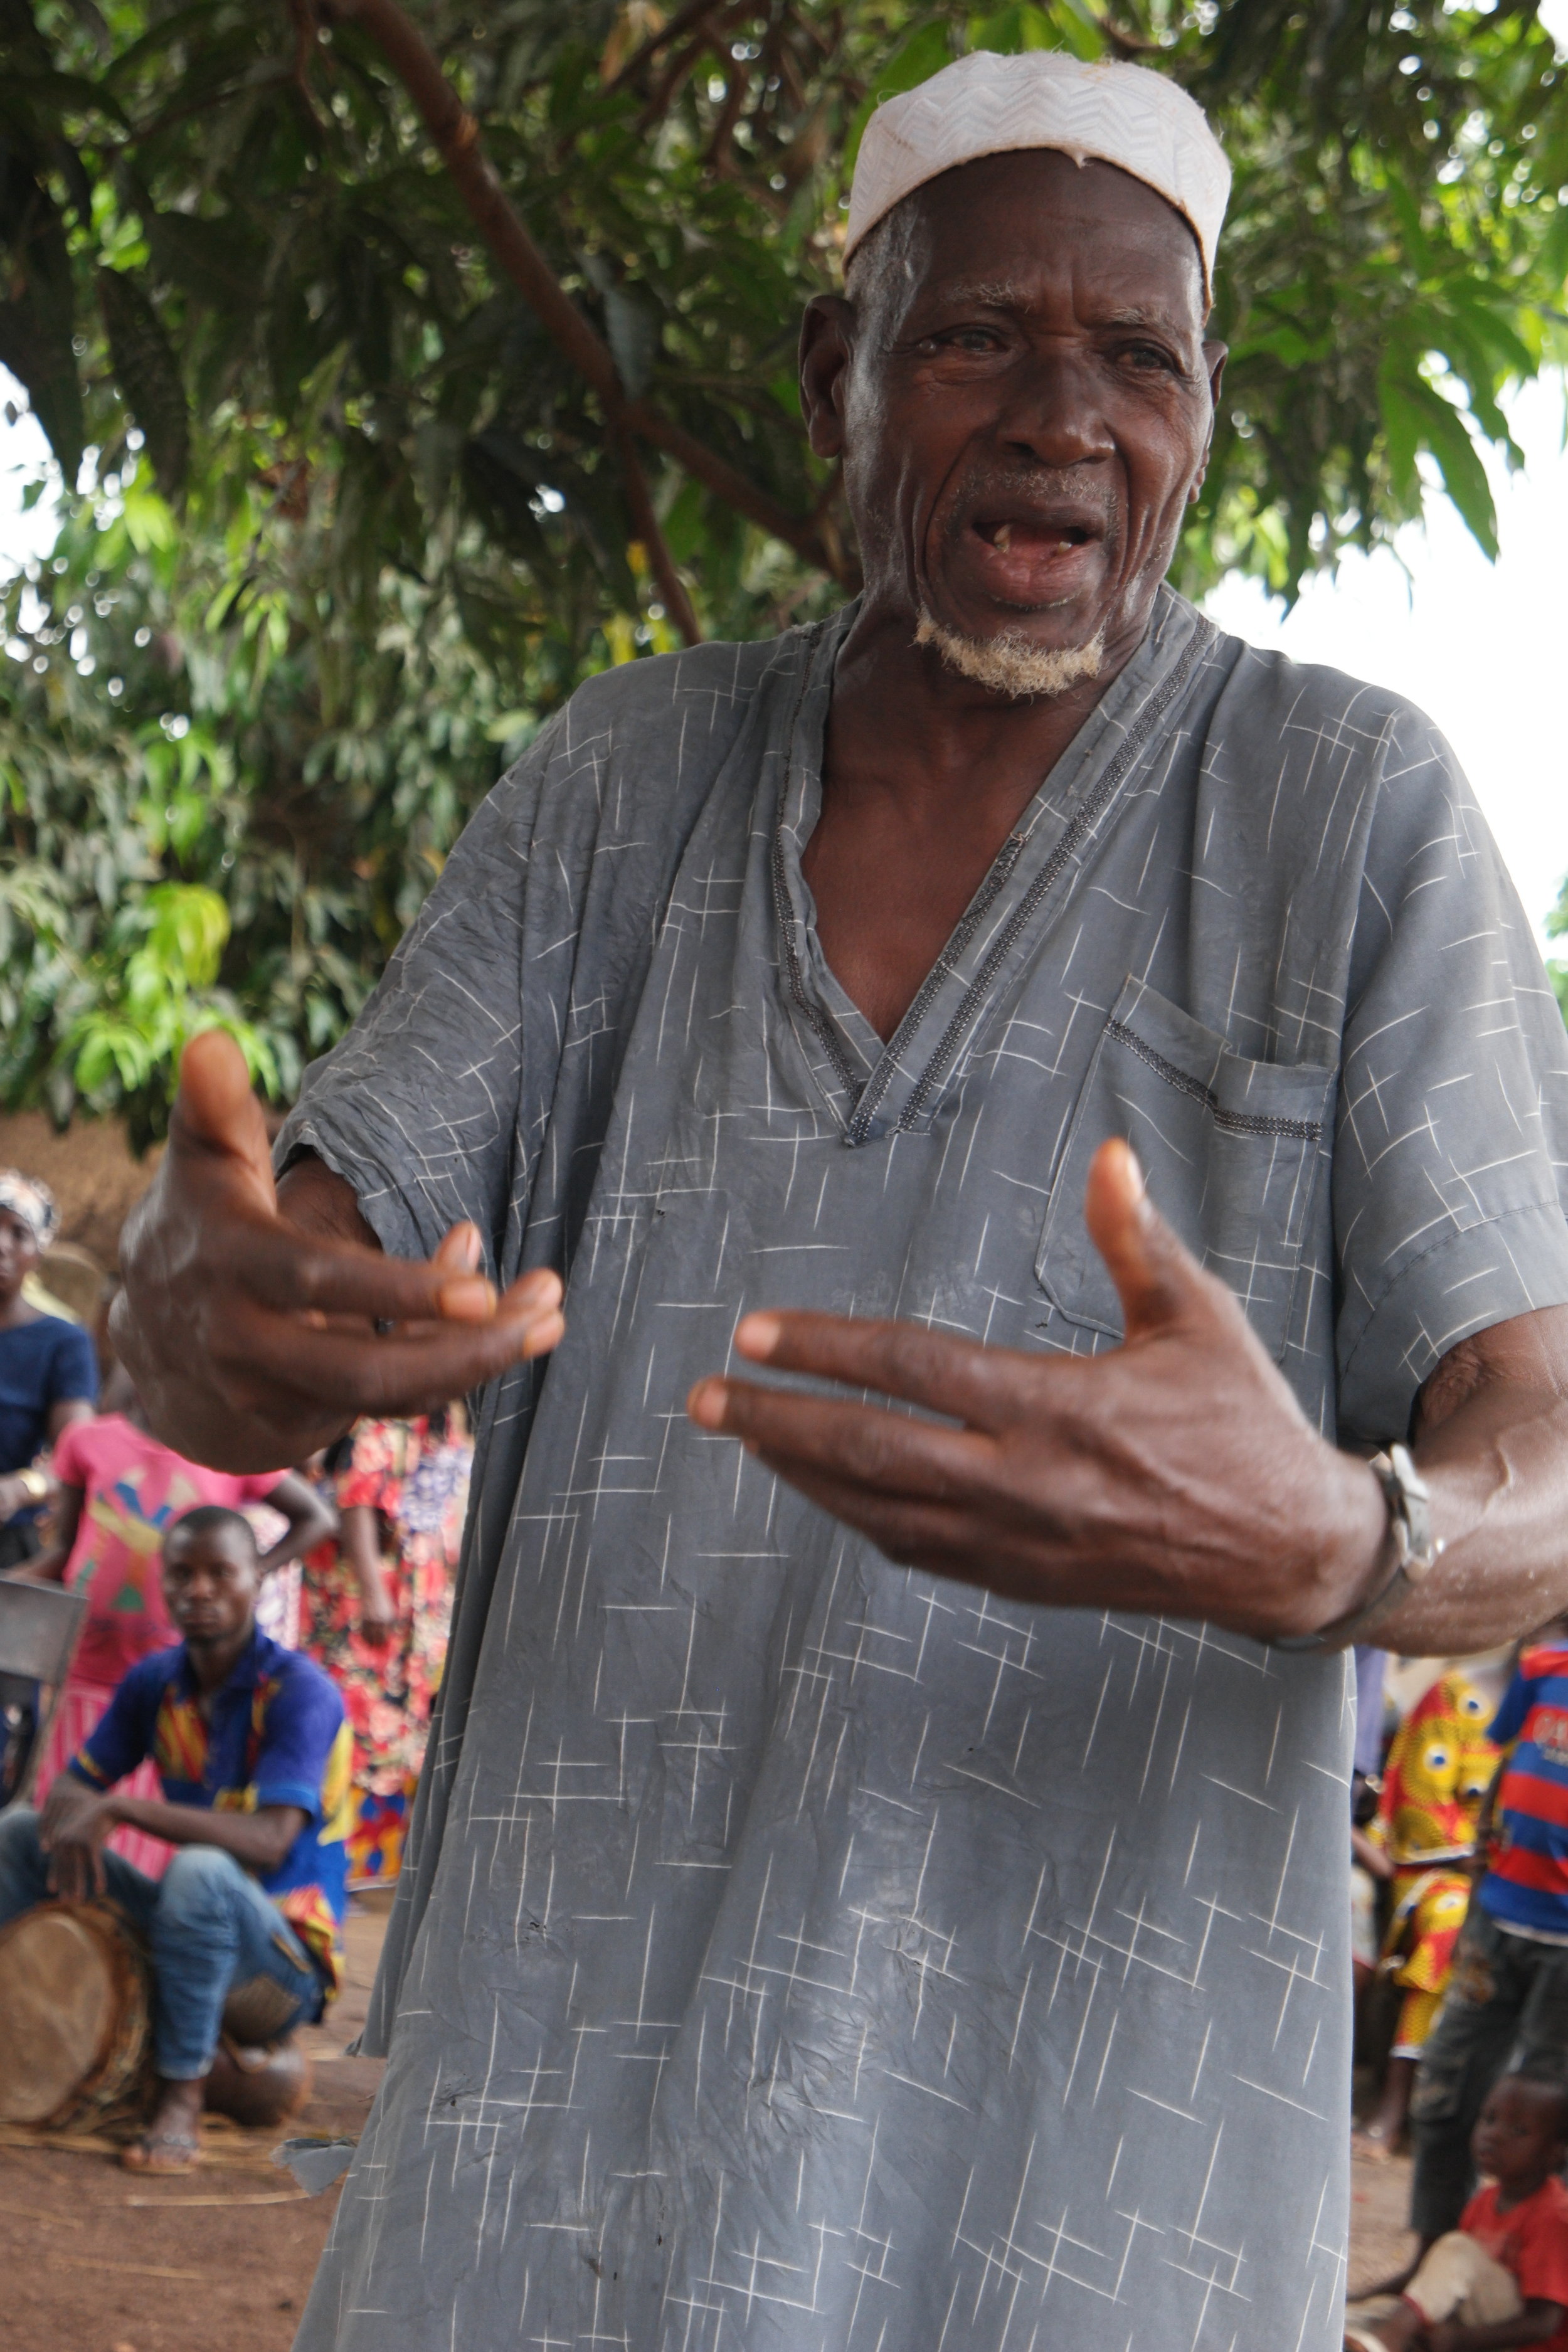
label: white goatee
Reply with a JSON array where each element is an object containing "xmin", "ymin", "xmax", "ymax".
[{"xmin": 914, "ymin": 609, "xmax": 1105, "ymax": 701}]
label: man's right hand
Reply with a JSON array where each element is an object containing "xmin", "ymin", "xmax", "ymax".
[
  {"xmin": 112, "ymin": 1030, "xmax": 565, "ymax": 1472},
  {"xmin": 38, "ymin": 1774, "xmax": 112, "ymax": 1900}
]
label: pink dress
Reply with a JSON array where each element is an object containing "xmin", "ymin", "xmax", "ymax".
[{"xmin": 36, "ymin": 1415, "xmax": 289, "ymax": 1875}]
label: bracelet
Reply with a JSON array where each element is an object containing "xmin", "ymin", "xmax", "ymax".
[{"xmin": 1274, "ymin": 1443, "xmax": 1444, "ymax": 1653}]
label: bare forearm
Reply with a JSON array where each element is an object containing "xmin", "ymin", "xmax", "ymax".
[
  {"xmin": 0, "ymin": 1549, "xmax": 65, "ymax": 1585},
  {"xmin": 1364, "ymin": 1346, "xmax": 1568, "ymax": 1655},
  {"xmin": 275, "ymin": 1152, "xmax": 383, "ymax": 1251},
  {"xmin": 108, "ymin": 1795, "xmax": 297, "ymax": 1873}
]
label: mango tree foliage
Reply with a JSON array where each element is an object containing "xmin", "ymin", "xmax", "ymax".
[{"xmin": 2, "ymin": 0, "xmax": 1567, "ymax": 1135}]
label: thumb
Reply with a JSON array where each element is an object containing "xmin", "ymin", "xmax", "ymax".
[
  {"xmin": 171, "ymin": 1029, "xmax": 277, "ymax": 1215},
  {"xmin": 1083, "ymin": 1138, "xmax": 1212, "ymax": 1343}
]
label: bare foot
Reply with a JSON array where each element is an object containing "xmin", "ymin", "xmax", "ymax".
[
  {"xmin": 1354, "ymin": 2057, "xmax": 1416, "ymax": 2162},
  {"xmin": 121, "ymin": 2075, "xmax": 204, "ymax": 2173}
]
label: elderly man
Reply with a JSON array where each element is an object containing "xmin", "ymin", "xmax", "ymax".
[{"xmin": 119, "ymin": 50, "xmax": 1568, "ymax": 2352}]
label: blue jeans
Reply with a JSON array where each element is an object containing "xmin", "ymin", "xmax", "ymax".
[{"xmin": 0, "ymin": 1808, "xmax": 324, "ymax": 2080}]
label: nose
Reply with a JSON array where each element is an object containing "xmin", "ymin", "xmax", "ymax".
[{"xmin": 991, "ymin": 346, "xmax": 1116, "ymax": 474}]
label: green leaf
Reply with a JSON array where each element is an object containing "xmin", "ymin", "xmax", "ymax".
[
  {"xmin": 96, "ymin": 267, "xmax": 188, "ymax": 497},
  {"xmin": 842, "ymin": 22, "xmax": 954, "ymax": 179}
]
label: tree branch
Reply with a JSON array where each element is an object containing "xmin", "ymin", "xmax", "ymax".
[
  {"xmin": 324, "ymin": 0, "xmax": 847, "ymax": 583},
  {"xmin": 616, "ymin": 426, "xmax": 702, "ymax": 646},
  {"xmin": 606, "ymin": 0, "xmax": 728, "ymax": 92}
]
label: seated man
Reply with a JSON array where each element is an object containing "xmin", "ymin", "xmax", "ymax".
[{"xmin": 0, "ymin": 1502, "xmax": 351, "ymax": 2171}]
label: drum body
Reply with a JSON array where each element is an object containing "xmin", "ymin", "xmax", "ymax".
[{"xmin": 0, "ymin": 1898, "xmax": 154, "ymax": 2132}]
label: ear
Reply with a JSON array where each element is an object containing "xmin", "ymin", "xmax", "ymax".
[
  {"xmin": 799, "ymin": 294, "xmax": 854, "ymax": 461},
  {"xmin": 1188, "ymin": 338, "xmax": 1228, "ymax": 502}
]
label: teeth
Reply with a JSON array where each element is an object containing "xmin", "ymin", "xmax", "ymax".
[{"xmin": 993, "ymin": 524, "xmax": 1012, "ymax": 552}]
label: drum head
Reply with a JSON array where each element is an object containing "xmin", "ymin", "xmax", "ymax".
[{"xmin": 0, "ymin": 1904, "xmax": 120, "ymax": 2124}]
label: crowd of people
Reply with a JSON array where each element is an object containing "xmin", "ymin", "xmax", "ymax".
[
  {"xmin": 0, "ymin": 1167, "xmax": 470, "ymax": 2171},
  {"xmin": 1346, "ymin": 1625, "xmax": 1568, "ymax": 2348}
]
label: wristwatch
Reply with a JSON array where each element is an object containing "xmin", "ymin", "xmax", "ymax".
[
  {"xmin": 1275, "ymin": 1443, "xmax": 1444, "ymax": 1652},
  {"xmin": 15, "ymin": 1466, "xmax": 47, "ymax": 1503}
]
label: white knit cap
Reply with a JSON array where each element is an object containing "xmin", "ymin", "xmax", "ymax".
[{"xmin": 845, "ymin": 51, "xmax": 1231, "ymax": 299}]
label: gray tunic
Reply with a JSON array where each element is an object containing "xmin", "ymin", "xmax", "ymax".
[{"xmin": 284, "ymin": 588, "xmax": 1568, "ymax": 2352}]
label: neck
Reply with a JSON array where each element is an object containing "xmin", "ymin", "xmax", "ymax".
[
  {"xmin": 0, "ymin": 1285, "xmax": 37, "ymax": 1330},
  {"xmin": 1496, "ymin": 2173, "xmax": 1553, "ymax": 2211},
  {"xmin": 186, "ymin": 1619, "xmax": 253, "ymax": 1695},
  {"xmin": 825, "ymin": 590, "xmax": 1152, "ymax": 829}
]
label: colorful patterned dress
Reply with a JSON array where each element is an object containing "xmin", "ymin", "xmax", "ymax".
[
  {"xmin": 1370, "ymin": 1671, "xmax": 1500, "ymax": 2056},
  {"xmin": 297, "ymin": 1417, "xmax": 469, "ymax": 1885}
]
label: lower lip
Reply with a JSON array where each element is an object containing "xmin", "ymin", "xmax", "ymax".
[{"xmin": 964, "ymin": 526, "xmax": 1103, "ymax": 604}]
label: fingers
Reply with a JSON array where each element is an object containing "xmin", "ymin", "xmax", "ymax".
[
  {"xmin": 751, "ymin": 1451, "xmax": 981, "ymax": 1577},
  {"xmin": 238, "ymin": 1216, "xmax": 512, "ymax": 1328},
  {"xmin": 1082, "ymin": 1138, "xmax": 1217, "ymax": 1343},
  {"xmin": 171, "ymin": 1030, "xmax": 278, "ymax": 1215},
  {"xmin": 688, "ymin": 1375, "xmax": 997, "ymax": 1500},
  {"xmin": 233, "ymin": 1275, "xmax": 565, "ymax": 1417},
  {"xmin": 432, "ymin": 1223, "xmax": 484, "ymax": 1276},
  {"xmin": 723, "ymin": 1311, "xmax": 1036, "ymax": 1435}
]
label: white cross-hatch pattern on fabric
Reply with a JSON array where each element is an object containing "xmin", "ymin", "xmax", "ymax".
[{"xmin": 280, "ymin": 585, "xmax": 1568, "ymax": 2352}]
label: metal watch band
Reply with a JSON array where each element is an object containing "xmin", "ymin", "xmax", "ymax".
[{"xmin": 1274, "ymin": 1443, "xmax": 1444, "ymax": 1653}]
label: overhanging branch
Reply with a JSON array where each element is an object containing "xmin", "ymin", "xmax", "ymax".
[{"xmin": 324, "ymin": 0, "xmax": 848, "ymax": 597}]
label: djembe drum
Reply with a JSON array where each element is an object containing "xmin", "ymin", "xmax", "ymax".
[{"xmin": 0, "ymin": 1898, "xmax": 154, "ymax": 2134}]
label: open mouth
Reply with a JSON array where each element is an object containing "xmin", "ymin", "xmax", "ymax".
[{"xmin": 977, "ymin": 519, "xmax": 1096, "ymax": 554}]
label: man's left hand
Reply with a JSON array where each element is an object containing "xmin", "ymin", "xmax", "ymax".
[
  {"xmin": 687, "ymin": 1138, "xmax": 1386, "ymax": 1644},
  {"xmin": 38, "ymin": 1776, "xmax": 116, "ymax": 1900}
]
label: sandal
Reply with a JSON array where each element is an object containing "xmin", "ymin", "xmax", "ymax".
[{"xmin": 120, "ymin": 2126, "xmax": 201, "ymax": 2174}]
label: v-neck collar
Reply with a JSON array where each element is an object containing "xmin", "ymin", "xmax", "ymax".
[{"xmin": 771, "ymin": 586, "xmax": 1216, "ymax": 1143}]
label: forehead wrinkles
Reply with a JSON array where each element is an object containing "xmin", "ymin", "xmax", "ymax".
[{"xmin": 908, "ymin": 274, "xmax": 1194, "ymax": 336}]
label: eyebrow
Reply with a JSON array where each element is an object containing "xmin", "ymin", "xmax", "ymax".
[{"xmin": 922, "ymin": 282, "xmax": 1190, "ymax": 334}]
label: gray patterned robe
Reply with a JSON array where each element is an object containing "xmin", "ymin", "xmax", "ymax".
[{"xmin": 283, "ymin": 587, "xmax": 1568, "ymax": 2351}]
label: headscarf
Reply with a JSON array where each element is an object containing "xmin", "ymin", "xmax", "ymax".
[{"xmin": 0, "ymin": 1169, "xmax": 59, "ymax": 1249}]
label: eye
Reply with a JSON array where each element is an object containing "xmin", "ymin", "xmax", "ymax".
[
  {"xmin": 919, "ymin": 326, "xmax": 1006, "ymax": 356},
  {"xmin": 1120, "ymin": 340, "xmax": 1180, "ymax": 374}
]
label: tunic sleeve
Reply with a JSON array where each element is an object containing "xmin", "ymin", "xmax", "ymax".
[
  {"xmin": 275, "ymin": 719, "xmax": 562, "ymax": 1271},
  {"xmin": 1333, "ymin": 707, "xmax": 1568, "ymax": 1441}
]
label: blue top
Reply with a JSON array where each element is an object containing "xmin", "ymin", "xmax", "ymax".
[
  {"xmin": 0, "ymin": 1313, "xmax": 97, "ymax": 1494},
  {"xmin": 1478, "ymin": 1645, "xmax": 1568, "ymax": 1939},
  {"xmin": 69, "ymin": 1626, "xmax": 352, "ymax": 1987}
]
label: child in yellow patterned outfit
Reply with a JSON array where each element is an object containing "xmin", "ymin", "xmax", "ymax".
[{"xmin": 1356, "ymin": 1671, "xmax": 1499, "ymax": 2159}]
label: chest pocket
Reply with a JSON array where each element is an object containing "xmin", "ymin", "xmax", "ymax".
[{"xmin": 1034, "ymin": 977, "xmax": 1335, "ymax": 1362}]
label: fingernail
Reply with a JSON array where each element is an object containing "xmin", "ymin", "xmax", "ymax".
[
  {"xmin": 687, "ymin": 1379, "xmax": 727, "ymax": 1428},
  {"xmin": 1123, "ymin": 1144, "xmax": 1146, "ymax": 1200},
  {"xmin": 522, "ymin": 1313, "xmax": 566, "ymax": 1357},
  {"xmin": 515, "ymin": 1268, "xmax": 564, "ymax": 1310},
  {"xmin": 440, "ymin": 1222, "xmax": 482, "ymax": 1273},
  {"xmin": 735, "ymin": 1313, "xmax": 781, "ymax": 1359},
  {"xmin": 437, "ymin": 1275, "xmax": 495, "ymax": 1322}
]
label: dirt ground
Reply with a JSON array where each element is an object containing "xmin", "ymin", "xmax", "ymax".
[
  {"xmin": 0, "ymin": 1890, "xmax": 1417, "ymax": 2350},
  {"xmin": 0, "ymin": 1889, "xmax": 389, "ymax": 2352},
  {"xmin": 1349, "ymin": 2143, "xmax": 1419, "ymax": 2301}
]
